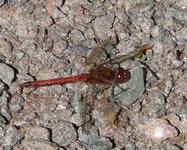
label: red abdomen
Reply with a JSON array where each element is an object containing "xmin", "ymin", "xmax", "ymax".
[{"xmin": 19, "ymin": 73, "xmax": 89, "ymax": 87}]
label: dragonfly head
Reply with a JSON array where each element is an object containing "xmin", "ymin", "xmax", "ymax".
[{"xmin": 116, "ymin": 67, "xmax": 130, "ymax": 83}]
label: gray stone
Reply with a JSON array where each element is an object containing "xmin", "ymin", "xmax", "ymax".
[
  {"xmin": 125, "ymin": 141, "xmax": 136, "ymax": 150},
  {"xmin": 171, "ymin": 144, "xmax": 183, "ymax": 150},
  {"xmin": 0, "ymin": 113, "xmax": 7, "ymax": 127},
  {"xmin": 0, "ymin": 127, "xmax": 5, "ymax": 139},
  {"xmin": 136, "ymin": 118, "xmax": 178, "ymax": 143},
  {"xmin": 72, "ymin": 93, "xmax": 90, "ymax": 113},
  {"xmin": 0, "ymin": 81, "xmax": 5, "ymax": 95},
  {"xmin": 2, "ymin": 125, "xmax": 23, "ymax": 147},
  {"xmin": 166, "ymin": 7, "xmax": 187, "ymax": 24},
  {"xmin": 78, "ymin": 125, "xmax": 112, "ymax": 149},
  {"xmin": 25, "ymin": 126, "xmax": 50, "ymax": 140},
  {"xmin": 93, "ymin": 14, "xmax": 114, "ymax": 39},
  {"xmin": 0, "ymin": 54, "xmax": 6, "ymax": 62},
  {"xmin": 42, "ymin": 39, "xmax": 54, "ymax": 52},
  {"xmin": 20, "ymin": 139, "xmax": 58, "ymax": 150},
  {"xmin": 0, "ymin": 0, "xmax": 185, "ymax": 148},
  {"xmin": 36, "ymin": 111, "xmax": 64, "ymax": 127},
  {"xmin": 78, "ymin": 124, "xmax": 99, "ymax": 144},
  {"xmin": 34, "ymin": 6, "xmax": 53, "ymax": 28},
  {"xmin": 0, "ymin": 0, "xmax": 5, "ymax": 7},
  {"xmin": 69, "ymin": 113, "xmax": 90, "ymax": 126},
  {"xmin": 52, "ymin": 39, "xmax": 68, "ymax": 55},
  {"xmin": 115, "ymin": 25, "xmax": 131, "ymax": 41},
  {"xmin": 0, "ymin": 63, "xmax": 14, "ymax": 86},
  {"xmin": 146, "ymin": 89, "xmax": 166, "ymax": 118},
  {"xmin": 52, "ymin": 121, "xmax": 77, "ymax": 147},
  {"xmin": 70, "ymin": 29, "xmax": 86, "ymax": 44},
  {"xmin": 89, "ymin": 137, "xmax": 113, "ymax": 150},
  {"xmin": 17, "ymin": 73, "xmax": 34, "ymax": 83},
  {"xmin": 8, "ymin": 0, "xmax": 29, "ymax": 8},
  {"xmin": 23, "ymin": 1, "xmax": 35, "ymax": 15},
  {"xmin": 163, "ymin": 80, "xmax": 174, "ymax": 97},
  {"xmin": 0, "ymin": 92, "xmax": 12, "ymax": 121}
]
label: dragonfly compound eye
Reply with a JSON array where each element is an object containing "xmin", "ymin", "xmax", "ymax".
[{"xmin": 116, "ymin": 67, "xmax": 130, "ymax": 83}]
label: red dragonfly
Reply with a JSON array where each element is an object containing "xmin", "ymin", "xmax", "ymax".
[
  {"xmin": 19, "ymin": 65, "xmax": 130, "ymax": 88},
  {"xmin": 19, "ymin": 44, "xmax": 152, "ymax": 88},
  {"xmin": 19, "ymin": 44, "xmax": 153, "ymax": 131}
]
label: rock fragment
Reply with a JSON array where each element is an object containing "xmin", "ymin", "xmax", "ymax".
[
  {"xmin": 136, "ymin": 118, "xmax": 178, "ymax": 143},
  {"xmin": 52, "ymin": 121, "xmax": 77, "ymax": 147},
  {"xmin": 0, "ymin": 63, "xmax": 14, "ymax": 86}
]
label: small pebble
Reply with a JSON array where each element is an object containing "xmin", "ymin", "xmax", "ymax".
[
  {"xmin": 136, "ymin": 118, "xmax": 178, "ymax": 143},
  {"xmin": 0, "ymin": 63, "xmax": 14, "ymax": 86},
  {"xmin": 2, "ymin": 125, "xmax": 23, "ymax": 147},
  {"xmin": 52, "ymin": 121, "xmax": 77, "ymax": 147}
]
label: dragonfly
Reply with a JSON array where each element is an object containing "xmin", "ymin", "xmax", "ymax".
[
  {"xmin": 19, "ymin": 44, "xmax": 153, "ymax": 88},
  {"xmin": 19, "ymin": 44, "xmax": 153, "ymax": 131},
  {"xmin": 19, "ymin": 66, "xmax": 130, "ymax": 88}
]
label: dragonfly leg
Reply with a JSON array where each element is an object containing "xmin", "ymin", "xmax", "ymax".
[
  {"xmin": 91, "ymin": 84, "xmax": 111, "ymax": 98},
  {"xmin": 113, "ymin": 107, "xmax": 121, "ymax": 123}
]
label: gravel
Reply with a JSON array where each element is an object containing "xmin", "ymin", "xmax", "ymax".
[
  {"xmin": 0, "ymin": 0, "xmax": 186, "ymax": 149},
  {"xmin": 0, "ymin": 63, "xmax": 14, "ymax": 86},
  {"xmin": 52, "ymin": 121, "xmax": 77, "ymax": 147},
  {"xmin": 1, "ymin": 125, "xmax": 23, "ymax": 147}
]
